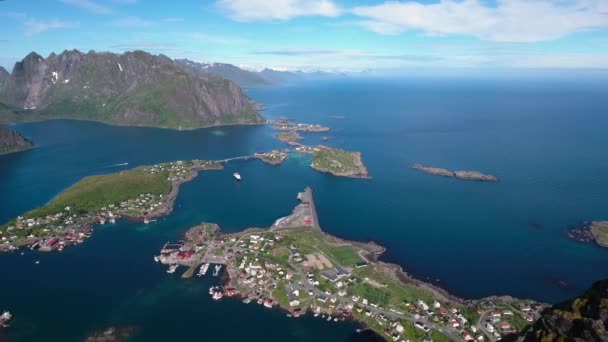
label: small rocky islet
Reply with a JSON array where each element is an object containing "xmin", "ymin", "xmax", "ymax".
[
  {"xmin": 412, "ymin": 164, "xmax": 499, "ymax": 182},
  {"xmin": 0, "ymin": 124, "xmax": 34, "ymax": 155}
]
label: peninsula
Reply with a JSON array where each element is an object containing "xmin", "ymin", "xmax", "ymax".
[
  {"xmin": 156, "ymin": 188, "xmax": 545, "ymax": 342},
  {"xmin": 412, "ymin": 164, "xmax": 498, "ymax": 182},
  {"xmin": 0, "ymin": 160, "xmax": 223, "ymax": 252}
]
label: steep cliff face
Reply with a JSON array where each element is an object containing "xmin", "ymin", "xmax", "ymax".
[
  {"xmin": 0, "ymin": 50, "xmax": 264, "ymax": 129},
  {"xmin": 0, "ymin": 66, "xmax": 8, "ymax": 85},
  {"xmin": 0, "ymin": 125, "xmax": 33, "ymax": 154},
  {"xmin": 517, "ymin": 279, "xmax": 608, "ymax": 342}
]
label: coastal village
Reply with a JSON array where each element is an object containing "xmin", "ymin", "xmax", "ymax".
[
  {"xmin": 0, "ymin": 159, "xmax": 223, "ymax": 253},
  {"xmin": 155, "ymin": 188, "xmax": 546, "ymax": 342}
]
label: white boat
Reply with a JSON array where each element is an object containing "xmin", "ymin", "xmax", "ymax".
[
  {"xmin": 213, "ymin": 264, "xmax": 222, "ymax": 276},
  {"xmin": 154, "ymin": 256, "xmax": 160, "ymax": 263},
  {"xmin": 197, "ymin": 263, "xmax": 210, "ymax": 277},
  {"xmin": 327, "ymin": 316, "xmax": 332, "ymax": 321},
  {"xmin": 233, "ymin": 172, "xmax": 241, "ymax": 181},
  {"xmin": 35, "ymin": 260, "xmax": 40, "ymax": 264},
  {"xmin": 166, "ymin": 264, "xmax": 178, "ymax": 274}
]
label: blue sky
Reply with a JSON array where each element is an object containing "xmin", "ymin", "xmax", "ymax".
[{"xmin": 1, "ymin": 0, "xmax": 608, "ymax": 72}]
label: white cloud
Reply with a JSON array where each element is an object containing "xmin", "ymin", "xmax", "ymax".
[
  {"xmin": 216, "ymin": 0, "xmax": 341, "ymax": 21},
  {"xmin": 24, "ymin": 18, "xmax": 79, "ymax": 35},
  {"xmin": 60, "ymin": 0, "xmax": 112, "ymax": 14},
  {"xmin": 352, "ymin": 0, "xmax": 608, "ymax": 43}
]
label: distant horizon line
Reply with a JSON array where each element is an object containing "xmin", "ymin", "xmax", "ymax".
[{"xmin": 2, "ymin": 48, "xmax": 608, "ymax": 77}]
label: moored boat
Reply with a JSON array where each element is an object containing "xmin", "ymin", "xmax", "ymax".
[
  {"xmin": 166, "ymin": 264, "xmax": 178, "ymax": 274},
  {"xmin": 197, "ymin": 263, "xmax": 209, "ymax": 277},
  {"xmin": 213, "ymin": 264, "xmax": 222, "ymax": 276},
  {"xmin": 233, "ymin": 172, "xmax": 241, "ymax": 181}
]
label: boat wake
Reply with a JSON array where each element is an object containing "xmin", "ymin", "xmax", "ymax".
[{"xmin": 103, "ymin": 162, "xmax": 129, "ymax": 168}]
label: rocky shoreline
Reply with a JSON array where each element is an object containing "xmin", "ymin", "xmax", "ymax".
[{"xmin": 567, "ymin": 221, "xmax": 608, "ymax": 248}]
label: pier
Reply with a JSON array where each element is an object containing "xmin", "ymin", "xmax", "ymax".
[{"xmin": 299, "ymin": 187, "xmax": 320, "ymax": 231}]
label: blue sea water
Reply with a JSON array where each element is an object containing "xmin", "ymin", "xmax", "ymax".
[{"xmin": 1, "ymin": 77, "xmax": 608, "ymax": 341}]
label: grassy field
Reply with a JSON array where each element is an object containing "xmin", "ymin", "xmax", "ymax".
[
  {"xmin": 25, "ymin": 167, "xmax": 171, "ymax": 218},
  {"xmin": 352, "ymin": 266, "xmax": 436, "ymax": 307},
  {"xmin": 285, "ymin": 230, "xmax": 362, "ymax": 266},
  {"xmin": 324, "ymin": 245, "xmax": 363, "ymax": 266}
]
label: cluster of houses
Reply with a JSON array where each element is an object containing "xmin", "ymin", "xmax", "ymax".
[
  {"xmin": 155, "ymin": 221, "xmax": 546, "ymax": 342},
  {"xmin": 254, "ymin": 150, "xmax": 288, "ymax": 164},
  {"xmin": 112, "ymin": 193, "xmax": 163, "ymax": 218},
  {"xmin": 0, "ymin": 206, "xmax": 95, "ymax": 252},
  {"xmin": 294, "ymin": 145, "xmax": 324, "ymax": 155},
  {"xmin": 272, "ymin": 119, "xmax": 330, "ymax": 133}
]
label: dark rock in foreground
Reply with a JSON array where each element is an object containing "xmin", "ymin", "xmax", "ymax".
[{"xmin": 514, "ymin": 279, "xmax": 608, "ymax": 342}]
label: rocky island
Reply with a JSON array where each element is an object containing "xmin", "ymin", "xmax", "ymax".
[
  {"xmin": 412, "ymin": 164, "xmax": 498, "ymax": 182},
  {"xmin": 0, "ymin": 125, "xmax": 34, "ymax": 155},
  {"xmin": 305, "ymin": 146, "xmax": 370, "ymax": 179},
  {"xmin": 276, "ymin": 131, "xmax": 303, "ymax": 145},
  {"xmin": 271, "ymin": 119, "xmax": 330, "ymax": 133},
  {"xmin": 254, "ymin": 150, "xmax": 289, "ymax": 165},
  {"xmin": 156, "ymin": 188, "xmax": 546, "ymax": 342}
]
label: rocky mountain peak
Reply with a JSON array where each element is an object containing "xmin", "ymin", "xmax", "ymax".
[{"xmin": 0, "ymin": 50, "xmax": 263, "ymax": 129}]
